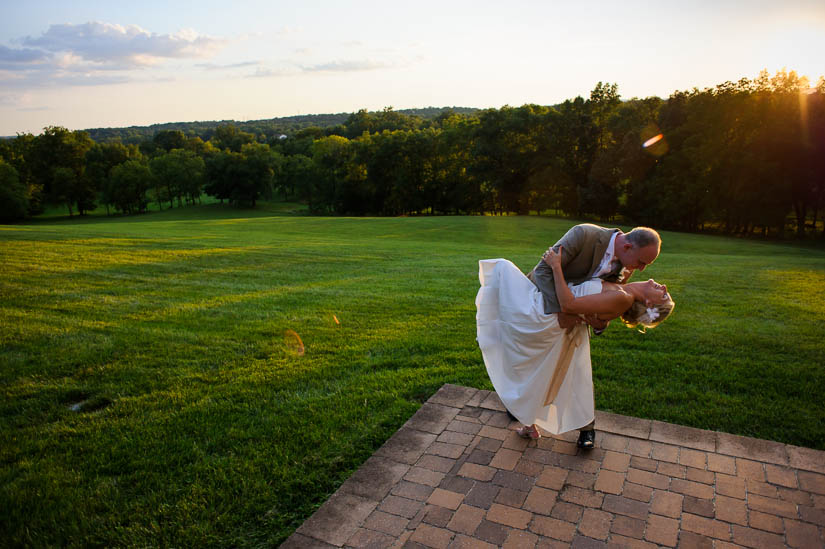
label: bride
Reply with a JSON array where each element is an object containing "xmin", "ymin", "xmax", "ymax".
[{"xmin": 475, "ymin": 246, "xmax": 674, "ymax": 444}]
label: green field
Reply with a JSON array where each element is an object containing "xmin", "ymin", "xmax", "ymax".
[{"xmin": 2, "ymin": 205, "xmax": 824, "ymax": 546}]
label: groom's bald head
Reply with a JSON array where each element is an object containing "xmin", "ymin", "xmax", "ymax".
[
  {"xmin": 616, "ymin": 227, "xmax": 661, "ymax": 272},
  {"xmin": 625, "ymin": 227, "xmax": 661, "ymax": 250}
]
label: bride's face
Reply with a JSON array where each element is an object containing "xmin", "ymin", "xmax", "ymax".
[{"xmin": 641, "ymin": 279, "xmax": 669, "ymax": 306}]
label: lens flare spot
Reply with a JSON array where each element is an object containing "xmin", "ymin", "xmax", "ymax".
[
  {"xmin": 640, "ymin": 123, "xmax": 668, "ymax": 157},
  {"xmin": 284, "ymin": 329, "xmax": 305, "ymax": 356},
  {"xmin": 642, "ymin": 133, "xmax": 664, "ymax": 148}
]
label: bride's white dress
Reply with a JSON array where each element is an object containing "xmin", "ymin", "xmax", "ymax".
[{"xmin": 476, "ymin": 259, "xmax": 601, "ymax": 434}]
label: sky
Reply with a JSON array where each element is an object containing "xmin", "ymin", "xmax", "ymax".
[{"xmin": 1, "ymin": 0, "xmax": 824, "ymax": 136}]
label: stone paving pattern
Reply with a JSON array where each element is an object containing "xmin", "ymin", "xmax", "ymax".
[{"xmin": 282, "ymin": 384, "xmax": 825, "ymax": 548}]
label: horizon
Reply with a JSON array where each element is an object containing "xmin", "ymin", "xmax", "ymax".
[
  {"xmin": 2, "ymin": 0, "xmax": 824, "ymax": 136},
  {"xmin": 79, "ymin": 105, "xmax": 479, "ymax": 132},
  {"xmin": 1, "ymin": 105, "xmax": 476, "ymax": 138}
]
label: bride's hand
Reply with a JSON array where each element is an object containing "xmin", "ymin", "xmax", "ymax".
[
  {"xmin": 542, "ymin": 246, "xmax": 563, "ymax": 270},
  {"xmin": 557, "ymin": 312, "xmax": 581, "ymax": 330},
  {"xmin": 584, "ymin": 315, "xmax": 609, "ymax": 331}
]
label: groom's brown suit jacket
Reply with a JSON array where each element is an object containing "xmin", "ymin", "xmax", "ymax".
[{"xmin": 527, "ymin": 223, "xmax": 622, "ymax": 314}]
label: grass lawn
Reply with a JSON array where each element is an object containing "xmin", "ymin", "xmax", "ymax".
[{"xmin": 2, "ymin": 204, "xmax": 824, "ymax": 546}]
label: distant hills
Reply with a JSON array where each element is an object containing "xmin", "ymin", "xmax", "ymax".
[{"xmin": 83, "ymin": 107, "xmax": 481, "ymax": 144}]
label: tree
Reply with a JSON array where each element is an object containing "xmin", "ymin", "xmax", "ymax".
[
  {"xmin": 51, "ymin": 167, "xmax": 80, "ymax": 216},
  {"xmin": 552, "ymin": 97, "xmax": 597, "ymax": 216},
  {"xmin": 173, "ymin": 149, "xmax": 206, "ymax": 205},
  {"xmin": 149, "ymin": 149, "xmax": 205, "ymax": 208},
  {"xmin": 204, "ymin": 150, "xmax": 240, "ymax": 203},
  {"xmin": 279, "ymin": 154, "xmax": 313, "ymax": 200},
  {"xmin": 588, "ymin": 82, "xmax": 621, "ymax": 150},
  {"xmin": 182, "ymin": 136, "xmax": 215, "ymax": 156},
  {"xmin": 471, "ymin": 105, "xmax": 551, "ymax": 214},
  {"xmin": 808, "ymin": 88, "xmax": 825, "ymax": 238},
  {"xmin": 342, "ymin": 107, "xmax": 421, "ymax": 138},
  {"xmin": 212, "ymin": 124, "xmax": 256, "ymax": 152},
  {"xmin": 576, "ymin": 83, "xmax": 623, "ymax": 219},
  {"xmin": 765, "ymin": 70, "xmax": 815, "ymax": 236},
  {"xmin": 580, "ymin": 146, "xmax": 621, "ymax": 221},
  {"xmin": 106, "ymin": 160, "xmax": 152, "ymax": 214},
  {"xmin": 343, "ymin": 109, "xmax": 374, "ymax": 138},
  {"xmin": 28, "ymin": 127, "xmax": 95, "ymax": 214},
  {"xmin": 153, "ymin": 130, "xmax": 187, "ymax": 152},
  {"xmin": 0, "ymin": 133, "xmax": 42, "ymax": 215},
  {"xmin": 581, "ymin": 96, "xmax": 664, "ymax": 221},
  {"xmin": 234, "ymin": 143, "xmax": 277, "ymax": 207},
  {"xmin": 86, "ymin": 143, "xmax": 140, "ymax": 214},
  {"xmin": 433, "ymin": 115, "xmax": 482, "ymax": 214},
  {"xmin": 373, "ymin": 107, "xmax": 421, "ymax": 133},
  {"xmin": 354, "ymin": 131, "xmax": 396, "ymax": 215},
  {"xmin": 204, "ymin": 144, "xmax": 278, "ymax": 207},
  {"xmin": 310, "ymin": 135, "xmax": 354, "ymax": 213},
  {"xmin": 0, "ymin": 159, "xmax": 28, "ymax": 222}
]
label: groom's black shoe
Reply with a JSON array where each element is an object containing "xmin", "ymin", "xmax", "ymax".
[{"xmin": 577, "ymin": 429, "xmax": 596, "ymax": 450}]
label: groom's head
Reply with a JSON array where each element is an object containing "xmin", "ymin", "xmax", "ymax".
[{"xmin": 616, "ymin": 227, "xmax": 661, "ymax": 272}]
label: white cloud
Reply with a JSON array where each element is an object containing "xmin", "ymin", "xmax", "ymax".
[
  {"xmin": 0, "ymin": 93, "xmax": 23, "ymax": 106},
  {"xmin": 301, "ymin": 59, "xmax": 394, "ymax": 73},
  {"xmin": 0, "ymin": 92, "xmax": 48, "ymax": 111},
  {"xmin": 0, "ymin": 70, "xmax": 27, "ymax": 83},
  {"xmin": 0, "ymin": 44, "xmax": 50, "ymax": 65},
  {"xmin": 245, "ymin": 55, "xmax": 413, "ymax": 79},
  {"xmin": 54, "ymin": 52, "xmax": 88, "ymax": 69},
  {"xmin": 23, "ymin": 22, "xmax": 226, "ymax": 67},
  {"xmin": 197, "ymin": 61, "xmax": 260, "ymax": 71},
  {"xmin": 0, "ymin": 21, "xmax": 227, "ymax": 89},
  {"xmin": 246, "ymin": 66, "xmax": 298, "ymax": 78},
  {"xmin": 277, "ymin": 26, "xmax": 304, "ymax": 35}
]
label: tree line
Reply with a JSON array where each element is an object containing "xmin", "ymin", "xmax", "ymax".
[
  {"xmin": 79, "ymin": 107, "xmax": 480, "ymax": 145},
  {"xmin": 1, "ymin": 69, "xmax": 823, "ymax": 238}
]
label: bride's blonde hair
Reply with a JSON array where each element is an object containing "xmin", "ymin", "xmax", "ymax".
[{"xmin": 621, "ymin": 295, "xmax": 675, "ymax": 330}]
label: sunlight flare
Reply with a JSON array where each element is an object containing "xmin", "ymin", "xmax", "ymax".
[
  {"xmin": 284, "ymin": 329, "xmax": 305, "ymax": 356},
  {"xmin": 640, "ymin": 123, "xmax": 669, "ymax": 157},
  {"xmin": 643, "ymin": 133, "xmax": 664, "ymax": 148}
]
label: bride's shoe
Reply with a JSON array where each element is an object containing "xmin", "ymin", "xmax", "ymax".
[{"xmin": 517, "ymin": 424, "xmax": 540, "ymax": 439}]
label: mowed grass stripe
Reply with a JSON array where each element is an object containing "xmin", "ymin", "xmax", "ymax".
[{"xmin": 1, "ymin": 207, "xmax": 824, "ymax": 546}]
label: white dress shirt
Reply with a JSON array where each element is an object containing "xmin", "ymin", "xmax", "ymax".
[{"xmin": 593, "ymin": 232, "xmax": 618, "ymax": 278}]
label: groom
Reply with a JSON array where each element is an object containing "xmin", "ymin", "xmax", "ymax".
[{"xmin": 527, "ymin": 223, "xmax": 661, "ymax": 449}]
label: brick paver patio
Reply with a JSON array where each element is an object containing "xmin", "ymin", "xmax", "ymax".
[{"xmin": 282, "ymin": 384, "xmax": 825, "ymax": 548}]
